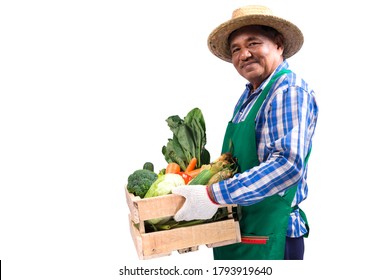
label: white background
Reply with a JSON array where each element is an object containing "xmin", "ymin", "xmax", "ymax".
[{"xmin": 1, "ymin": 0, "xmax": 389, "ymax": 279}]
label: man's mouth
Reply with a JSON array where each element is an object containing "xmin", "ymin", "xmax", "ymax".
[{"xmin": 240, "ymin": 61, "xmax": 257, "ymax": 69}]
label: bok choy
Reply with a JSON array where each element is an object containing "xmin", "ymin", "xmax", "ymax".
[{"xmin": 162, "ymin": 108, "xmax": 210, "ymax": 171}]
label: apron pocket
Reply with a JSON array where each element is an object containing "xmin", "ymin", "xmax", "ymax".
[
  {"xmin": 240, "ymin": 232, "xmax": 285, "ymax": 260},
  {"xmin": 241, "ymin": 235, "xmax": 269, "ymax": 244}
]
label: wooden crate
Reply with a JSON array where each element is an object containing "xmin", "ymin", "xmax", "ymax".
[{"xmin": 125, "ymin": 186, "xmax": 241, "ymax": 259}]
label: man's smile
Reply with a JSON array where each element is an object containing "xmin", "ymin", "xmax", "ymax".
[{"xmin": 240, "ymin": 60, "xmax": 258, "ymax": 69}]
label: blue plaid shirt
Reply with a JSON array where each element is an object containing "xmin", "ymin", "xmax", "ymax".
[{"xmin": 211, "ymin": 61, "xmax": 318, "ymax": 237}]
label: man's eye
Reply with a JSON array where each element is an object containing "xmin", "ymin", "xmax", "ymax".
[{"xmin": 231, "ymin": 48, "xmax": 239, "ymax": 54}]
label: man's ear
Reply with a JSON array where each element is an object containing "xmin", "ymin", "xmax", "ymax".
[
  {"xmin": 274, "ymin": 33, "xmax": 285, "ymax": 57},
  {"xmin": 275, "ymin": 33, "xmax": 285, "ymax": 51}
]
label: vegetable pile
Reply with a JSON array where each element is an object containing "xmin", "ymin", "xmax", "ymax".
[{"xmin": 126, "ymin": 107, "xmax": 237, "ymax": 232}]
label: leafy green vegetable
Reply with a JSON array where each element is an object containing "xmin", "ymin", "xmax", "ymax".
[
  {"xmin": 144, "ymin": 173, "xmax": 184, "ymax": 198},
  {"xmin": 143, "ymin": 173, "xmax": 185, "ymax": 224},
  {"xmin": 127, "ymin": 169, "xmax": 158, "ymax": 198},
  {"xmin": 162, "ymin": 108, "xmax": 210, "ymax": 170}
]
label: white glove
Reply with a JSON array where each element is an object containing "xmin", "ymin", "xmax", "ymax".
[{"xmin": 172, "ymin": 185, "xmax": 219, "ymax": 221}]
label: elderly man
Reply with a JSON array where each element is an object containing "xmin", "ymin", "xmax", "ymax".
[{"xmin": 173, "ymin": 5, "xmax": 318, "ymax": 260}]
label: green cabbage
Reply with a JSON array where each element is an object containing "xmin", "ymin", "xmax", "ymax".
[
  {"xmin": 144, "ymin": 173, "xmax": 185, "ymax": 225},
  {"xmin": 144, "ymin": 173, "xmax": 184, "ymax": 198}
]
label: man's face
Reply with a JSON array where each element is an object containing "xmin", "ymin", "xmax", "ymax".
[{"xmin": 229, "ymin": 26, "xmax": 284, "ymax": 90}]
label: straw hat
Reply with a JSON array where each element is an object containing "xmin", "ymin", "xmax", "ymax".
[{"xmin": 207, "ymin": 5, "xmax": 304, "ymax": 62}]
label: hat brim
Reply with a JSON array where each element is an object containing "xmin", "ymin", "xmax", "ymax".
[{"xmin": 207, "ymin": 14, "xmax": 304, "ymax": 62}]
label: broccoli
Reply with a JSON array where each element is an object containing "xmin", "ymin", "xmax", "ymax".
[{"xmin": 127, "ymin": 169, "xmax": 158, "ymax": 198}]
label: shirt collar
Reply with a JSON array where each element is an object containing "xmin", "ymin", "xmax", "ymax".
[{"xmin": 244, "ymin": 60, "xmax": 289, "ymax": 95}]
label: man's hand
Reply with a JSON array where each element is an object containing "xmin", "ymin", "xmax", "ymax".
[{"xmin": 172, "ymin": 185, "xmax": 219, "ymax": 221}]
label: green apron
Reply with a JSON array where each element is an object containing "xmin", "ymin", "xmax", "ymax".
[{"xmin": 213, "ymin": 69, "xmax": 309, "ymax": 260}]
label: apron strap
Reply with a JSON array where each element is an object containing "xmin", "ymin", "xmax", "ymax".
[{"xmin": 233, "ymin": 68, "xmax": 292, "ymax": 120}]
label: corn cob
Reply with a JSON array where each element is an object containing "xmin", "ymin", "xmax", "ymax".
[
  {"xmin": 188, "ymin": 169, "xmax": 215, "ymax": 185},
  {"xmin": 213, "ymin": 152, "xmax": 233, "ymax": 163},
  {"xmin": 207, "ymin": 169, "xmax": 234, "ymax": 185},
  {"xmin": 188, "ymin": 152, "xmax": 237, "ymax": 185},
  {"xmin": 188, "ymin": 161, "xmax": 227, "ymax": 185}
]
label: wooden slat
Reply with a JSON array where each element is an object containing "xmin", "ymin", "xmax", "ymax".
[
  {"xmin": 134, "ymin": 194, "xmax": 185, "ymax": 221},
  {"xmin": 140, "ymin": 219, "xmax": 239, "ymax": 258},
  {"xmin": 126, "ymin": 187, "xmax": 236, "ymax": 221},
  {"xmin": 128, "ymin": 214, "xmax": 172, "ymax": 260}
]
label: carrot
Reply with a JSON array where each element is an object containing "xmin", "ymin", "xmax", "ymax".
[
  {"xmin": 186, "ymin": 167, "xmax": 202, "ymax": 178},
  {"xmin": 166, "ymin": 162, "xmax": 181, "ymax": 174},
  {"xmin": 185, "ymin": 157, "xmax": 197, "ymax": 173}
]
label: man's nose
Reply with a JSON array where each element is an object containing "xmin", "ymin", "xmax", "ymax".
[{"xmin": 239, "ymin": 48, "xmax": 252, "ymax": 60}]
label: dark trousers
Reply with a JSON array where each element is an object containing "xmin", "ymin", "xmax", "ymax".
[{"xmin": 284, "ymin": 236, "xmax": 305, "ymax": 260}]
